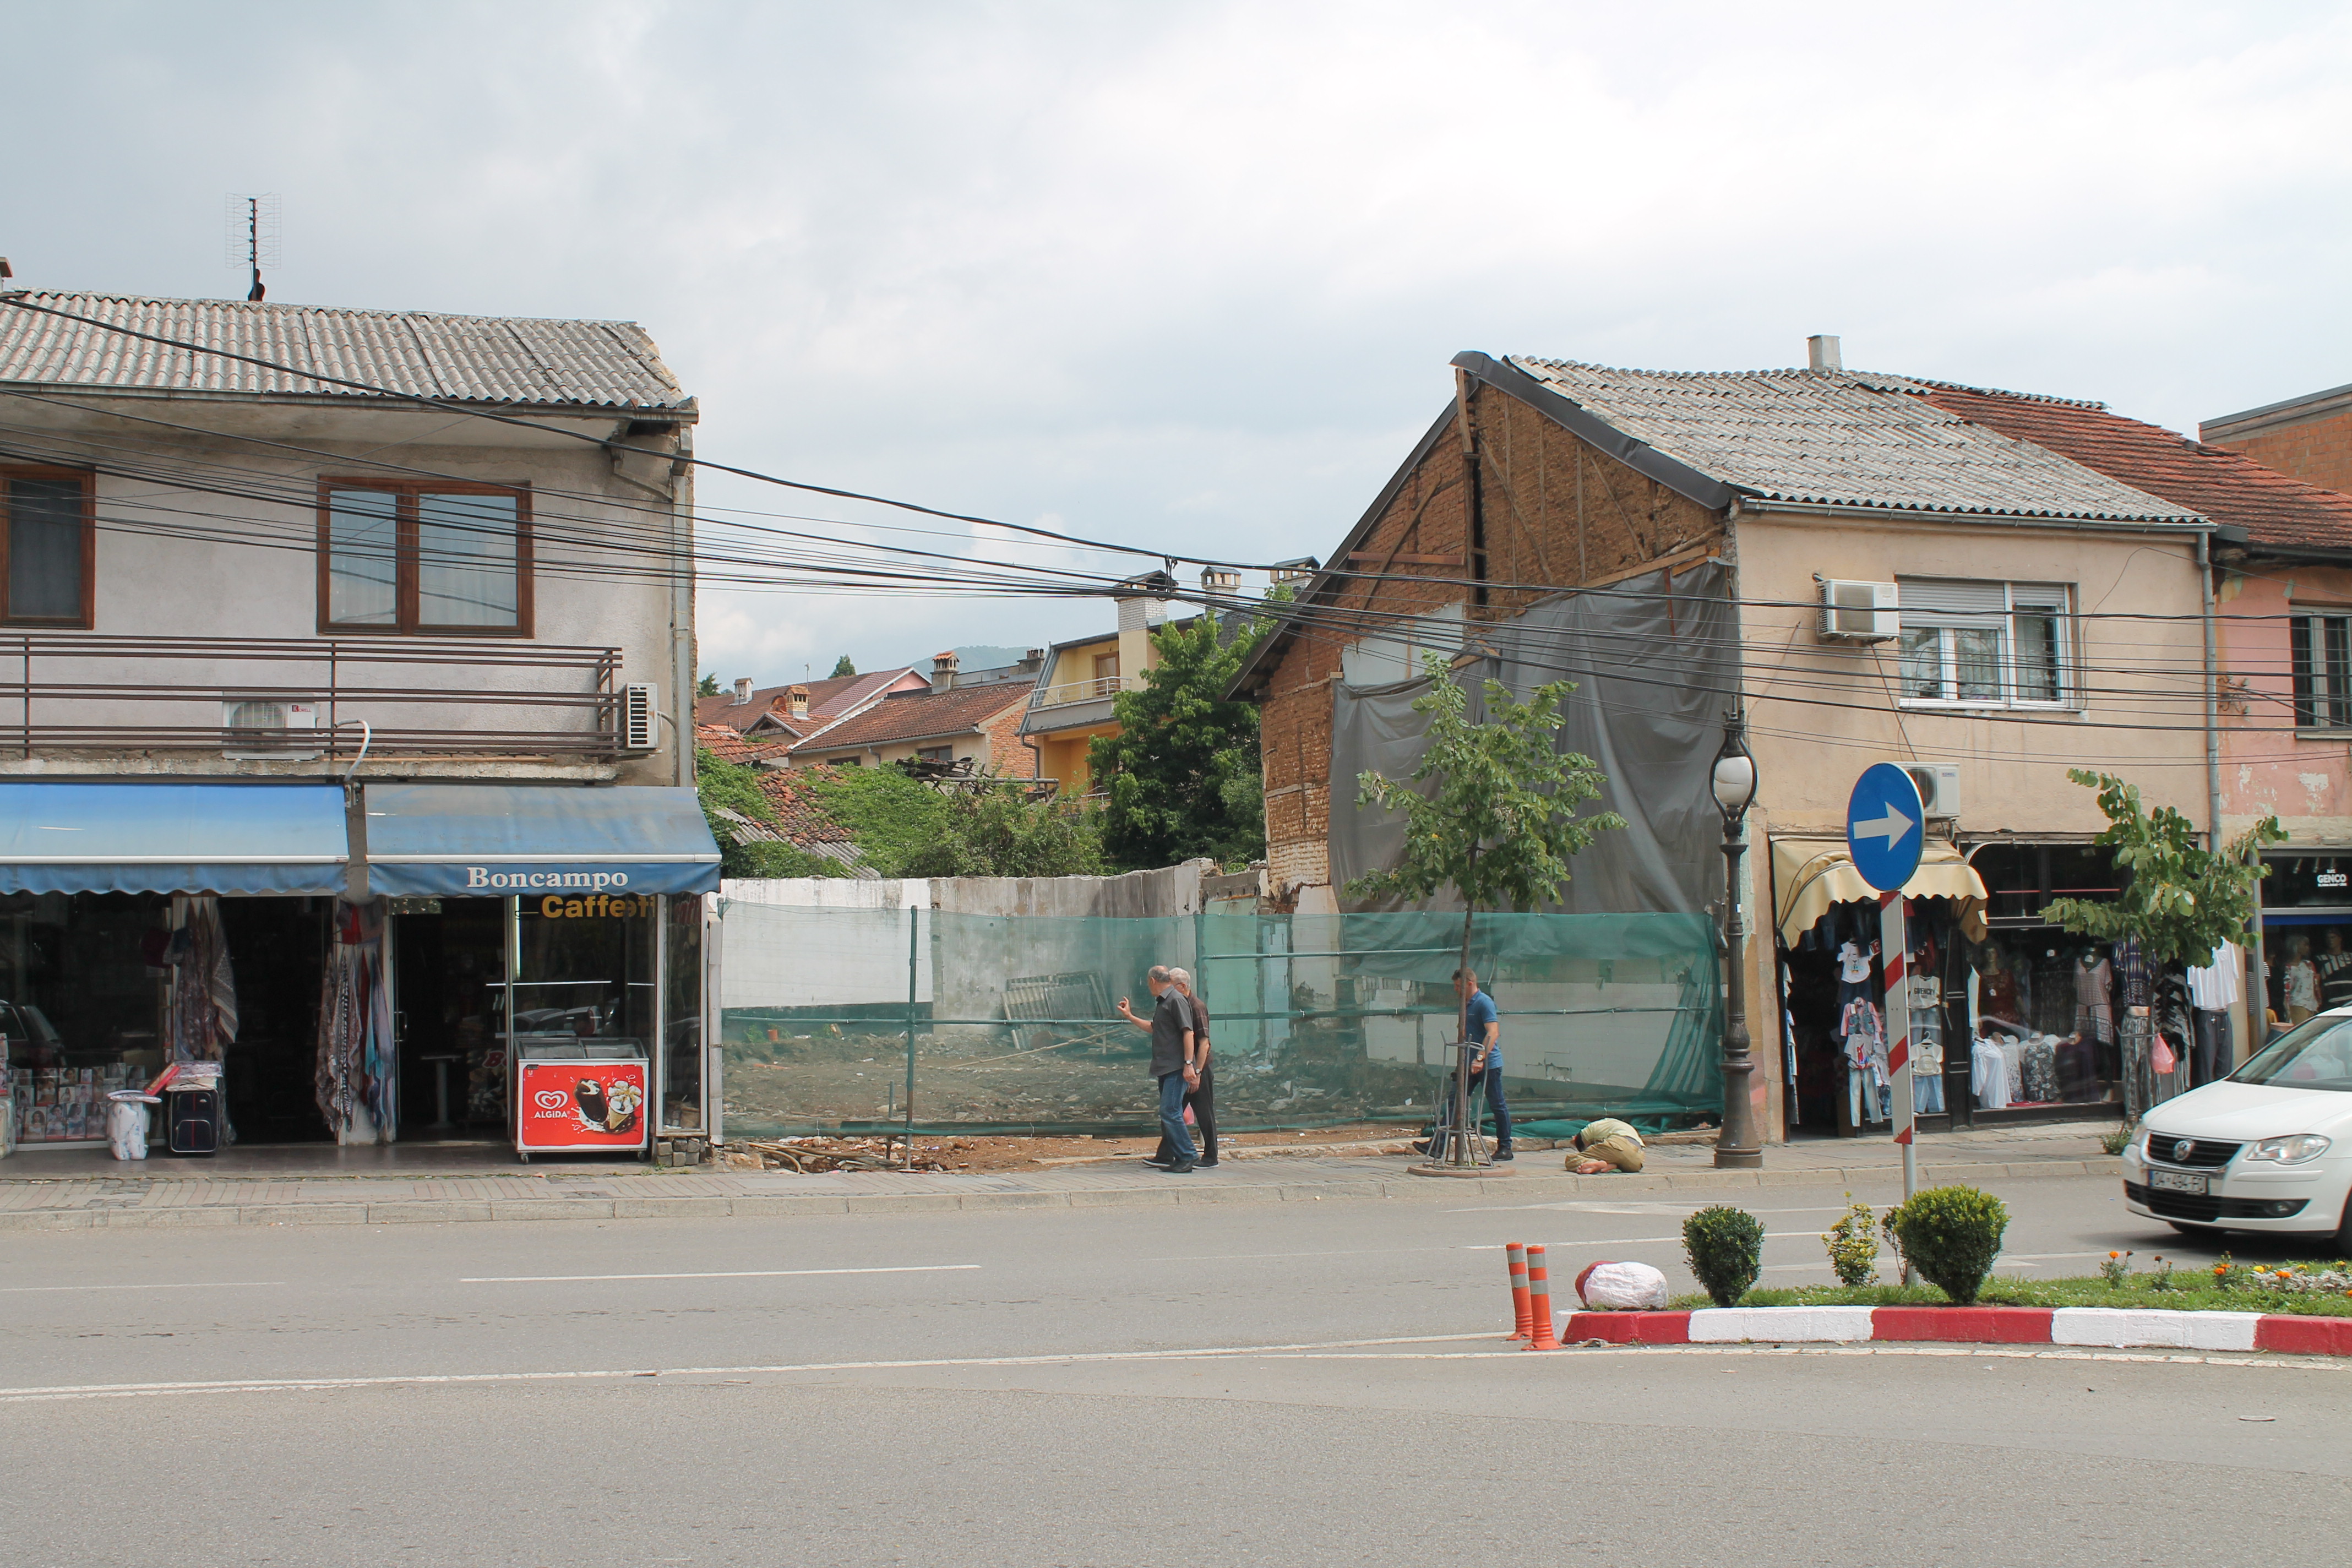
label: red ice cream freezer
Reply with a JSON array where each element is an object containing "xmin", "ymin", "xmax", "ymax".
[{"xmin": 511, "ymin": 1036, "xmax": 649, "ymax": 1161}]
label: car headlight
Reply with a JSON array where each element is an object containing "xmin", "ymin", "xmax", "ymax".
[{"xmin": 2244, "ymin": 1135, "xmax": 2333, "ymax": 1165}]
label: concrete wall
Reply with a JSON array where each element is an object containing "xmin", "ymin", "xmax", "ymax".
[{"xmin": 2, "ymin": 400, "xmax": 686, "ymax": 785}]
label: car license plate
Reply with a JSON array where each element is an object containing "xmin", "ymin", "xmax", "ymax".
[{"xmin": 2150, "ymin": 1170, "xmax": 2207, "ymax": 1195}]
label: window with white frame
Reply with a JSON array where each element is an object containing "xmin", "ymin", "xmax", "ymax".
[
  {"xmin": 1895, "ymin": 578, "xmax": 2071, "ymax": 707},
  {"xmin": 2290, "ymin": 613, "xmax": 2352, "ymax": 729}
]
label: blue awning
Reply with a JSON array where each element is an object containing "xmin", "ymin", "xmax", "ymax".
[
  {"xmin": 363, "ymin": 784, "xmax": 721, "ymax": 897},
  {"xmin": 0, "ymin": 782, "xmax": 350, "ymax": 896}
]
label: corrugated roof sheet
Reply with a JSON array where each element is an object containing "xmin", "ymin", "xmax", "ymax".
[
  {"xmin": 1506, "ymin": 357, "xmax": 2198, "ymax": 523},
  {"xmin": 0, "ymin": 291, "xmax": 689, "ymax": 411}
]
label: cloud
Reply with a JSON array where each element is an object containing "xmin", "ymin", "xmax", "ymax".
[{"xmin": 8, "ymin": 0, "xmax": 2351, "ymax": 682}]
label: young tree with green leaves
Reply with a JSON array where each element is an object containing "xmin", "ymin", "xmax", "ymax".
[
  {"xmin": 831, "ymin": 655, "xmax": 857, "ymax": 678},
  {"xmin": 1088, "ymin": 609, "xmax": 1274, "ymax": 870},
  {"xmin": 1347, "ymin": 654, "xmax": 1624, "ymax": 1165},
  {"xmin": 696, "ymin": 672, "xmax": 721, "ymax": 698},
  {"xmin": 2042, "ymin": 770, "xmax": 2283, "ymax": 965}
]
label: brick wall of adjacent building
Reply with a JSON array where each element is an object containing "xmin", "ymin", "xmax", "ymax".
[
  {"xmin": 977, "ymin": 695, "xmax": 1037, "ymax": 777},
  {"xmin": 2205, "ymin": 401, "xmax": 2352, "ymax": 494},
  {"xmin": 1255, "ymin": 380, "xmax": 1727, "ymax": 894}
]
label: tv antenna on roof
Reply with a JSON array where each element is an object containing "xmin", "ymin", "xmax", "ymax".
[{"xmin": 224, "ymin": 194, "xmax": 280, "ymax": 301}]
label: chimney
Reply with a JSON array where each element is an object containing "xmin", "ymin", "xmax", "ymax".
[
  {"xmin": 1200, "ymin": 567, "xmax": 1241, "ymax": 598},
  {"xmin": 785, "ymin": 684, "xmax": 809, "ymax": 720},
  {"xmin": 732, "ymin": 677, "xmax": 754, "ymax": 705},
  {"xmin": 1807, "ymin": 335, "xmax": 1842, "ymax": 372},
  {"xmin": 1023, "ymin": 648, "xmax": 1044, "ymax": 673},
  {"xmin": 930, "ymin": 650, "xmax": 960, "ymax": 692}
]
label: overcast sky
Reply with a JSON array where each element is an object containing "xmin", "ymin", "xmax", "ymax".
[{"xmin": 8, "ymin": 1, "xmax": 2350, "ymax": 687}]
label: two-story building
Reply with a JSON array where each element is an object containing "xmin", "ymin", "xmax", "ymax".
[
  {"xmin": 0, "ymin": 290, "xmax": 721, "ymax": 1160},
  {"xmin": 1231, "ymin": 341, "xmax": 2236, "ymax": 1142}
]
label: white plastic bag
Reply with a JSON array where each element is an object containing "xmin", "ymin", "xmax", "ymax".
[
  {"xmin": 1574, "ymin": 1259, "xmax": 1670, "ymax": 1311},
  {"xmin": 105, "ymin": 1092, "xmax": 158, "ymax": 1161}
]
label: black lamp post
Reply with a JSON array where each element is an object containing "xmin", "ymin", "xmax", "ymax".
[{"xmin": 1711, "ymin": 710, "xmax": 1763, "ymax": 1169}]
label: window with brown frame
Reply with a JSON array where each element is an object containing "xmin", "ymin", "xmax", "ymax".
[
  {"xmin": 318, "ymin": 480, "xmax": 532, "ymax": 634},
  {"xmin": 0, "ymin": 466, "xmax": 96, "ymax": 627}
]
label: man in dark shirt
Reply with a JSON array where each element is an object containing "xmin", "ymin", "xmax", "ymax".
[
  {"xmin": 1145, "ymin": 968, "xmax": 1216, "ymax": 1168},
  {"xmin": 1115, "ymin": 965, "xmax": 1199, "ymax": 1173}
]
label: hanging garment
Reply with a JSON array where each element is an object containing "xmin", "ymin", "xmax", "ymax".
[
  {"xmin": 2073, "ymin": 955, "xmax": 2115, "ymax": 1043},
  {"xmin": 1999, "ymin": 1038, "xmax": 2026, "ymax": 1101},
  {"xmin": 2021, "ymin": 1037, "xmax": 2059, "ymax": 1103},
  {"xmin": 1837, "ymin": 941, "xmax": 1872, "ymax": 984},
  {"xmin": 2186, "ymin": 942, "xmax": 2241, "ymax": 1011},
  {"xmin": 2111, "ymin": 937, "xmax": 2151, "ymax": 1010},
  {"xmin": 2316, "ymin": 946, "xmax": 2352, "ymax": 1011},
  {"xmin": 1839, "ymin": 999, "xmax": 1887, "ymax": 1079},
  {"xmin": 315, "ymin": 900, "xmax": 396, "ymax": 1145},
  {"xmin": 1970, "ymin": 1036, "xmax": 2011, "ymax": 1109},
  {"xmin": 1982, "ymin": 966, "xmax": 2021, "ymax": 1023},
  {"xmin": 166, "ymin": 895, "xmax": 238, "ymax": 1063}
]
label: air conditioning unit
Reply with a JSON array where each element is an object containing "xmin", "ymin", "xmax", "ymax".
[
  {"xmin": 221, "ymin": 697, "xmax": 320, "ymax": 760},
  {"xmin": 622, "ymin": 683, "xmax": 659, "ymax": 752},
  {"xmin": 1900, "ymin": 762, "xmax": 1963, "ymax": 820},
  {"xmin": 1819, "ymin": 579, "xmax": 1899, "ymax": 642}
]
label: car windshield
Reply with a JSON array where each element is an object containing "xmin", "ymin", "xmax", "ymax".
[{"xmin": 2233, "ymin": 1014, "xmax": 2352, "ymax": 1092}]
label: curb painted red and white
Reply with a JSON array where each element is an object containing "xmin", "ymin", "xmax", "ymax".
[{"xmin": 1555, "ymin": 1305, "xmax": 2352, "ymax": 1357}]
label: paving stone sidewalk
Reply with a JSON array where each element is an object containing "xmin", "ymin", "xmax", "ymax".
[{"xmin": 0, "ymin": 1125, "xmax": 2120, "ymax": 1232}]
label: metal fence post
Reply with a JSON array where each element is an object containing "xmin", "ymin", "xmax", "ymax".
[{"xmin": 902, "ymin": 902, "xmax": 919, "ymax": 1164}]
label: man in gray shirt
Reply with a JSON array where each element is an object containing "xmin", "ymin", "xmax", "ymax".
[{"xmin": 1115, "ymin": 964, "xmax": 1199, "ymax": 1173}]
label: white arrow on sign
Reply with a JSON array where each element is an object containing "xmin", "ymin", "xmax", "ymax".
[{"xmin": 1851, "ymin": 802, "xmax": 1916, "ymax": 847}]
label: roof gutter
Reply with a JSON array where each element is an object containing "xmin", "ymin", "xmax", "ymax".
[
  {"xmin": 1735, "ymin": 497, "xmax": 2213, "ymax": 536},
  {"xmin": 2209, "ymin": 524, "xmax": 2352, "ymax": 565}
]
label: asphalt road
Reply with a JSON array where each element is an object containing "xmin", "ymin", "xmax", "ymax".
[{"xmin": 4, "ymin": 1168, "xmax": 2347, "ymax": 1566}]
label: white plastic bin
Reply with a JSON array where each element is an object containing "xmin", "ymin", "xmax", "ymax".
[{"xmin": 105, "ymin": 1091, "xmax": 160, "ymax": 1161}]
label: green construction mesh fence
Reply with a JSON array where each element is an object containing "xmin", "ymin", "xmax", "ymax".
[{"xmin": 715, "ymin": 902, "xmax": 1723, "ymax": 1138}]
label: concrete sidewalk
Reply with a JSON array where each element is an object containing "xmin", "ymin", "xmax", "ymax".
[{"xmin": 0, "ymin": 1125, "xmax": 2119, "ymax": 1232}]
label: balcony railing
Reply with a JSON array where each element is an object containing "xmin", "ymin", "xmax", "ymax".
[
  {"xmin": 0, "ymin": 634, "xmax": 630, "ymax": 758},
  {"xmin": 1032, "ymin": 673, "xmax": 1143, "ymax": 709}
]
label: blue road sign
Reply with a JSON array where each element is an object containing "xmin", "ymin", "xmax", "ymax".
[{"xmin": 1847, "ymin": 763, "xmax": 1925, "ymax": 893}]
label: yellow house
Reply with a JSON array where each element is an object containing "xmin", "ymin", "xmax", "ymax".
[{"xmin": 1019, "ymin": 573, "xmax": 1186, "ymax": 794}]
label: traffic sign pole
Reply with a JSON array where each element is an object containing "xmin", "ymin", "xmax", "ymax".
[
  {"xmin": 1849, "ymin": 763, "xmax": 1926, "ymax": 1285},
  {"xmin": 1880, "ymin": 890, "xmax": 1917, "ymax": 1200}
]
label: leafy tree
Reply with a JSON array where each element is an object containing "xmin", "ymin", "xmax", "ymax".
[
  {"xmin": 1347, "ymin": 655, "xmax": 1624, "ymax": 1161},
  {"xmin": 2043, "ymin": 769, "xmax": 2284, "ymax": 966},
  {"xmin": 694, "ymin": 747, "xmax": 832, "ymax": 878},
  {"xmin": 1089, "ymin": 609, "xmax": 1273, "ymax": 870},
  {"xmin": 812, "ymin": 767, "xmax": 1103, "ymax": 878},
  {"xmin": 696, "ymin": 672, "xmax": 721, "ymax": 698},
  {"xmin": 831, "ymin": 655, "xmax": 857, "ymax": 678}
]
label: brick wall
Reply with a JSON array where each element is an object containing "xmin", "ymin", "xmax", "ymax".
[
  {"xmin": 976, "ymin": 695, "xmax": 1036, "ymax": 777},
  {"xmin": 2211, "ymin": 406, "xmax": 2352, "ymax": 494},
  {"xmin": 1253, "ymin": 379, "xmax": 1728, "ymax": 894}
]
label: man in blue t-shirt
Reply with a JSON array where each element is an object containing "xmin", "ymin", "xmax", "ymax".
[{"xmin": 1425, "ymin": 967, "xmax": 1512, "ymax": 1161}]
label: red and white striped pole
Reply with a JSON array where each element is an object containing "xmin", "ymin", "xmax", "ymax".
[{"xmin": 1879, "ymin": 890, "xmax": 1916, "ymax": 1204}]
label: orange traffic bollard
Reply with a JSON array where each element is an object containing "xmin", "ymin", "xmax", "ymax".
[
  {"xmin": 1525, "ymin": 1244, "xmax": 1562, "ymax": 1351},
  {"xmin": 1505, "ymin": 1243, "xmax": 1532, "ymax": 1340}
]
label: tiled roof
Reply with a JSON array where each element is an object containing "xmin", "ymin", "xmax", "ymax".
[
  {"xmin": 692, "ymin": 669, "xmax": 921, "ymax": 732},
  {"xmin": 0, "ymin": 291, "xmax": 690, "ymax": 412},
  {"xmin": 694, "ymin": 724, "xmax": 797, "ymax": 766},
  {"xmin": 1917, "ymin": 382, "xmax": 2352, "ymax": 551},
  {"xmin": 756, "ymin": 765, "xmax": 856, "ymax": 846},
  {"xmin": 1504, "ymin": 357, "xmax": 2198, "ymax": 523},
  {"xmin": 787, "ymin": 683, "xmax": 1028, "ymax": 754}
]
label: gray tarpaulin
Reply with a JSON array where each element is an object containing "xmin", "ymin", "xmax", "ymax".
[{"xmin": 1329, "ymin": 562, "xmax": 1735, "ymax": 916}]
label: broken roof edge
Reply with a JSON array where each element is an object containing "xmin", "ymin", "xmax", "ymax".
[
  {"xmin": 1735, "ymin": 494, "xmax": 2211, "ymax": 530},
  {"xmin": 1460, "ymin": 352, "xmax": 1740, "ymax": 513}
]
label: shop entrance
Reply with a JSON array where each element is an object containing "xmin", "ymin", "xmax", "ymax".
[
  {"xmin": 390, "ymin": 898, "xmax": 509, "ymax": 1140},
  {"xmin": 217, "ymin": 899, "xmax": 333, "ymax": 1144}
]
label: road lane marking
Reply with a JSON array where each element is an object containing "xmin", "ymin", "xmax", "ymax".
[
  {"xmin": 0, "ymin": 1332, "xmax": 1494, "ymax": 1404},
  {"xmin": 0, "ymin": 1282, "xmax": 286, "ymax": 1294},
  {"xmin": 458, "ymin": 1265, "xmax": 982, "ymax": 1283}
]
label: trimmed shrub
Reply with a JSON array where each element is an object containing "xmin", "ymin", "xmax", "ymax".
[
  {"xmin": 1883, "ymin": 1185, "xmax": 2010, "ymax": 1304},
  {"xmin": 1683, "ymin": 1204, "xmax": 1764, "ymax": 1308}
]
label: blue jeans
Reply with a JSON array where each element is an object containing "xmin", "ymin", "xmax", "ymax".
[{"xmin": 1157, "ymin": 1071, "xmax": 1197, "ymax": 1163}]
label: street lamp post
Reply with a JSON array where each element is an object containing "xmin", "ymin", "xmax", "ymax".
[{"xmin": 1711, "ymin": 710, "xmax": 1763, "ymax": 1169}]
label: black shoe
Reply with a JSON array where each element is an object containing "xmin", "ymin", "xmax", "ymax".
[
  {"xmin": 1411, "ymin": 1140, "xmax": 1431, "ymax": 1155},
  {"xmin": 1195, "ymin": 1157, "xmax": 1218, "ymax": 1168},
  {"xmin": 1493, "ymin": 1147, "xmax": 1514, "ymax": 1162},
  {"xmin": 1164, "ymin": 1160, "xmax": 1196, "ymax": 1174},
  {"xmin": 1142, "ymin": 1154, "xmax": 1173, "ymax": 1167}
]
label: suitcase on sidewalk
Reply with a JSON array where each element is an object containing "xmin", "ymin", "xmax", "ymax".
[{"xmin": 165, "ymin": 1087, "xmax": 219, "ymax": 1157}]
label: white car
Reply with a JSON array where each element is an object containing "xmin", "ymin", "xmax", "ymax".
[{"xmin": 2122, "ymin": 1007, "xmax": 2352, "ymax": 1250}]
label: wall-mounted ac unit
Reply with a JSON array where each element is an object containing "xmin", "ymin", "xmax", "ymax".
[
  {"xmin": 1899, "ymin": 762, "xmax": 1963, "ymax": 820},
  {"xmin": 1819, "ymin": 579, "xmax": 1899, "ymax": 642},
  {"xmin": 222, "ymin": 697, "xmax": 320, "ymax": 760},
  {"xmin": 622, "ymin": 683, "xmax": 659, "ymax": 752}
]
